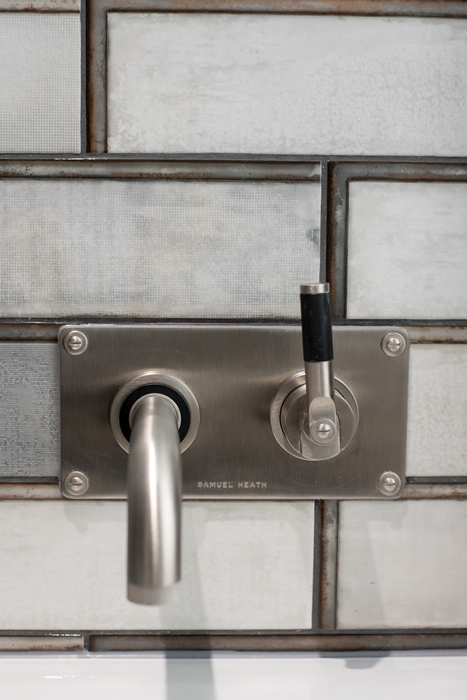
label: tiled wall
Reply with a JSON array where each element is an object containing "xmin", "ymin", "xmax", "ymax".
[{"xmin": 0, "ymin": 1, "xmax": 466, "ymax": 650}]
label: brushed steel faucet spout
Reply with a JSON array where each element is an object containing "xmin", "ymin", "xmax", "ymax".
[{"xmin": 127, "ymin": 394, "xmax": 181, "ymax": 605}]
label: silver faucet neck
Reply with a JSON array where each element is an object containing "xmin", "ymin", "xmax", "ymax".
[{"xmin": 127, "ymin": 394, "xmax": 182, "ymax": 605}]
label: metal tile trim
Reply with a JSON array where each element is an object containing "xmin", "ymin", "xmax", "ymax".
[
  {"xmin": 311, "ymin": 501, "xmax": 322, "ymax": 628},
  {"xmin": 0, "ymin": 484, "xmax": 62, "ymax": 499},
  {"xmin": 88, "ymin": 632, "xmax": 467, "ymax": 652},
  {"xmin": 401, "ymin": 484, "xmax": 467, "ymax": 499},
  {"xmin": 0, "ymin": 157, "xmax": 320, "ymax": 180},
  {"xmin": 319, "ymin": 161, "xmax": 328, "ymax": 283},
  {"xmin": 0, "ymin": 1, "xmax": 79, "ymax": 10},
  {"xmin": 318, "ymin": 501, "xmax": 338, "ymax": 629},
  {"xmin": 0, "ymin": 635, "xmax": 83, "ymax": 651}
]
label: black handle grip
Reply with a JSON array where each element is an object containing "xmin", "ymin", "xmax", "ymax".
[{"xmin": 300, "ymin": 287, "xmax": 333, "ymax": 363}]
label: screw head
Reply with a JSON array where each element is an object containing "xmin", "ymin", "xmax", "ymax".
[
  {"xmin": 64, "ymin": 330, "xmax": 88, "ymax": 356},
  {"xmin": 377, "ymin": 471, "xmax": 402, "ymax": 496},
  {"xmin": 381, "ymin": 332, "xmax": 406, "ymax": 357},
  {"xmin": 317, "ymin": 423, "xmax": 332, "ymax": 439},
  {"xmin": 311, "ymin": 419, "xmax": 336, "ymax": 444},
  {"xmin": 64, "ymin": 471, "xmax": 89, "ymax": 496}
]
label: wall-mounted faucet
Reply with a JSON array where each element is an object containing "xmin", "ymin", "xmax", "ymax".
[
  {"xmin": 109, "ymin": 372, "xmax": 199, "ymax": 605},
  {"xmin": 59, "ymin": 292, "xmax": 409, "ymax": 604}
]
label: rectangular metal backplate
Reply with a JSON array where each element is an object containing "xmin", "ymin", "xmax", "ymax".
[{"xmin": 59, "ymin": 325, "xmax": 409, "ymax": 500}]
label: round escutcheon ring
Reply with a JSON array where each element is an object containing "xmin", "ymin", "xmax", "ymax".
[
  {"xmin": 110, "ymin": 371, "xmax": 200, "ymax": 454},
  {"xmin": 270, "ymin": 371, "xmax": 359, "ymax": 460}
]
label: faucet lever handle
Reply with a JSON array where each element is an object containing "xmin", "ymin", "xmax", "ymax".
[
  {"xmin": 300, "ymin": 283, "xmax": 334, "ymax": 365},
  {"xmin": 299, "ymin": 283, "xmax": 340, "ymax": 458}
]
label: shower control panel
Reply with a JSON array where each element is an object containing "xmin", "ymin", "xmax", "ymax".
[{"xmin": 59, "ymin": 321, "xmax": 410, "ymax": 500}]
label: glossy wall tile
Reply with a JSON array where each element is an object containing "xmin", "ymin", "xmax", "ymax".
[
  {"xmin": 0, "ymin": 14, "xmax": 80, "ymax": 153},
  {"xmin": 0, "ymin": 179, "xmax": 319, "ymax": 318},
  {"xmin": 407, "ymin": 345, "xmax": 467, "ymax": 477},
  {"xmin": 347, "ymin": 182, "xmax": 467, "ymax": 319},
  {"xmin": 108, "ymin": 14, "xmax": 467, "ymax": 156},
  {"xmin": 337, "ymin": 501, "xmax": 467, "ymax": 629},
  {"xmin": 0, "ymin": 501, "xmax": 314, "ymax": 630}
]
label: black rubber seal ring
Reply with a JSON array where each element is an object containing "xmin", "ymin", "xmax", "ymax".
[{"xmin": 119, "ymin": 384, "xmax": 190, "ymax": 444}]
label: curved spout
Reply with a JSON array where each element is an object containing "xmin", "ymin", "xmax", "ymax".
[{"xmin": 127, "ymin": 394, "xmax": 181, "ymax": 605}]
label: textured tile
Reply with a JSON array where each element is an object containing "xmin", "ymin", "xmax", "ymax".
[
  {"xmin": 0, "ymin": 344, "xmax": 59, "ymax": 479},
  {"xmin": 0, "ymin": 501, "xmax": 314, "ymax": 630},
  {"xmin": 108, "ymin": 14, "xmax": 467, "ymax": 156},
  {"xmin": 0, "ymin": 14, "xmax": 80, "ymax": 153},
  {"xmin": 347, "ymin": 182, "xmax": 467, "ymax": 319},
  {"xmin": 337, "ymin": 500, "xmax": 467, "ymax": 629},
  {"xmin": 0, "ymin": 179, "xmax": 319, "ymax": 318},
  {"xmin": 407, "ymin": 345, "xmax": 467, "ymax": 477}
]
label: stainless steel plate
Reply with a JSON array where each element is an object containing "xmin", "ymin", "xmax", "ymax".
[{"xmin": 59, "ymin": 324, "xmax": 409, "ymax": 500}]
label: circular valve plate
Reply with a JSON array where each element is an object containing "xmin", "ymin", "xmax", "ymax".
[{"xmin": 270, "ymin": 372, "xmax": 359, "ymax": 461}]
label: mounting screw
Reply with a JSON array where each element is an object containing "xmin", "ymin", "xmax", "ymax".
[
  {"xmin": 311, "ymin": 420, "xmax": 336, "ymax": 444},
  {"xmin": 63, "ymin": 330, "xmax": 88, "ymax": 356},
  {"xmin": 381, "ymin": 332, "xmax": 406, "ymax": 357},
  {"xmin": 377, "ymin": 471, "xmax": 402, "ymax": 496},
  {"xmin": 64, "ymin": 471, "xmax": 89, "ymax": 496}
]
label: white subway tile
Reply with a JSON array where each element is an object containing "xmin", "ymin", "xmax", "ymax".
[
  {"xmin": 407, "ymin": 345, "xmax": 467, "ymax": 477},
  {"xmin": 0, "ymin": 14, "xmax": 80, "ymax": 153},
  {"xmin": 337, "ymin": 500, "xmax": 467, "ymax": 628},
  {"xmin": 0, "ymin": 179, "xmax": 319, "ymax": 318},
  {"xmin": 0, "ymin": 501, "xmax": 314, "ymax": 630},
  {"xmin": 108, "ymin": 14, "xmax": 467, "ymax": 156},
  {"xmin": 347, "ymin": 182, "xmax": 467, "ymax": 319}
]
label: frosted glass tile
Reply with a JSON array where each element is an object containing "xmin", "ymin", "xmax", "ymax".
[
  {"xmin": 0, "ymin": 179, "xmax": 319, "ymax": 318},
  {"xmin": 0, "ymin": 501, "xmax": 314, "ymax": 630},
  {"xmin": 108, "ymin": 14, "xmax": 467, "ymax": 156},
  {"xmin": 407, "ymin": 345, "xmax": 467, "ymax": 477},
  {"xmin": 337, "ymin": 501, "xmax": 467, "ymax": 629},
  {"xmin": 0, "ymin": 344, "xmax": 59, "ymax": 478},
  {"xmin": 0, "ymin": 14, "xmax": 80, "ymax": 153},
  {"xmin": 347, "ymin": 182, "xmax": 467, "ymax": 319}
]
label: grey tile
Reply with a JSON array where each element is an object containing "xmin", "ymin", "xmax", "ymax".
[
  {"xmin": 0, "ymin": 344, "xmax": 59, "ymax": 479},
  {"xmin": 347, "ymin": 182, "xmax": 467, "ymax": 319},
  {"xmin": 407, "ymin": 345, "xmax": 467, "ymax": 477},
  {"xmin": 0, "ymin": 500, "xmax": 314, "ymax": 630},
  {"xmin": 338, "ymin": 500, "xmax": 467, "ymax": 628},
  {"xmin": 0, "ymin": 0, "xmax": 78, "ymax": 7},
  {"xmin": 108, "ymin": 14, "xmax": 467, "ymax": 156},
  {"xmin": 0, "ymin": 179, "xmax": 319, "ymax": 318}
]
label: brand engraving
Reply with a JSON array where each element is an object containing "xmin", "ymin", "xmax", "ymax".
[{"xmin": 197, "ymin": 481, "xmax": 267, "ymax": 489}]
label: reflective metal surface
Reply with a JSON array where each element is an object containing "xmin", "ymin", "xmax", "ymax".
[
  {"xmin": 299, "ymin": 282, "xmax": 341, "ymax": 459},
  {"xmin": 110, "ymin": 370, "xmax": 200, "ymax": 455},
  {"xmin": 271, "ymin": 373, "xmax": 358, "ymax": 461},
  {"xmin": 60, "ymin": 324, "xmax": 409, "ymax": 499},
  {"xmin": 127, "ymin": 395, "xmax": 181, "ymax": 605}
]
